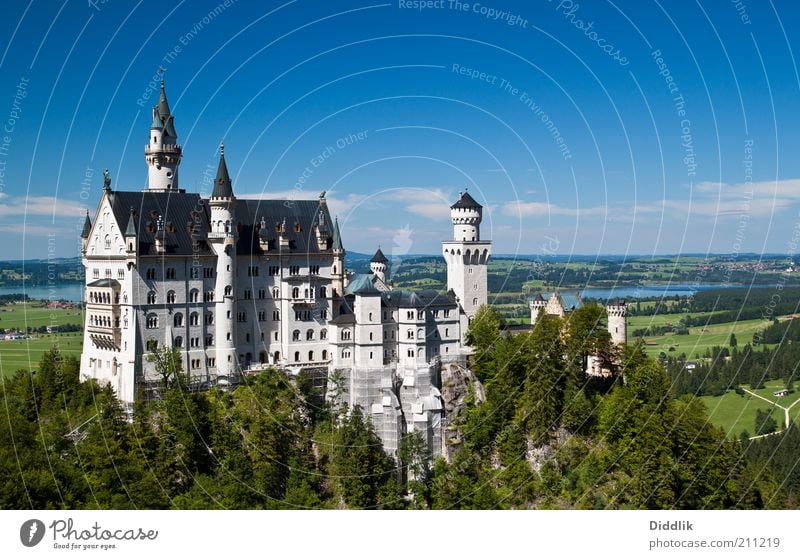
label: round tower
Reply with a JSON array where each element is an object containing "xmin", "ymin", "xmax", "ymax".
[
  {"xmin": 145, "ymin": 79, "xmax": 182, "ymax": 191},
  {"xmin": 208, "ymin": 144, "xmax": 237, "ymax": 377},
  {"xmin": 450, "ymin": 190, "xmax": 482, "ymax": 242},
  {"xmin": 442, "ymin": 190, "xmax": 492, "ymax": 331},
  {"xmin": 370, "ymin": 247, "xmax": 388, "ymax": 283},
  {"xmin": 606, "ymin": 299, "xmax": 627, "ymax": 346}
]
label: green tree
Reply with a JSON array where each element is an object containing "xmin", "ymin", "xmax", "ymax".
[
  {"xmin": 465, "ymin": 305, "xmax": 502, "ymax": 382},
  {"xmin": 729, "ymin": 333, "xmax": 738, "ymax": 347}
]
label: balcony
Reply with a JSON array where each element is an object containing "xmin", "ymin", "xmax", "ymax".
[{"xmin": 144, "ymin": 143, "xmax": 182, "ymax": 155}]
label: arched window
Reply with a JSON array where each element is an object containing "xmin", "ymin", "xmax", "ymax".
[
  {"xmin": 417, "ymin": 328, "xmax": 424, "ymax": 339},
  {"xmin": 320, "ymin": 286, "xmax": 327, "ymax": 298},
  {"xmin": 146, "ymin": 314, "xmax": 158, "ymax": 329},
  {"xmin": 292, "ymin": 287, "xmax": 299, "ymax": 299},
  {"xmin": 273, "ymin": 351, "xmax": 280, "ymax": 362},
  {"xmin": 174, "ymin": 336, "xmax": 183, "ymax": 348},
  {"xmin": 292, "ymin": 329, "xmax": 300, "ymax": 341},
  {"xmin": 259, "ymin": 352, "xmax": 267, "ymax": 364},
  {"xmin": 322, "ymin": 349, "xmax": 328, "ymax": 360},
  {"xmin": 306, "ymin": 329, "xmax": 314, "ymax": 341},
  {"xmin": 190, "ymin": 312, "xmax": 199, "ymax": 326},
  {"xmin": 104, "ymin": 235, "xmax": 111, "ymax": 248},
  {"xmin": 146, "ymin": 339, "xmax": 158, "ymax": 351},
  {"xmin": 174, "ymin": 313, "xmax": 183, "ymax": 327},
  {"xmin": 473, "ymin": 297, "xmax": 478, "ymax": 306},
  {"xmin": 308, "ymin": 351, "xmax": 314, "ymax": 361},
  {"xmin": 224, "ymin": 285, "xmax": 232, "ymax": 297},
  {"xmin": 320, "ymin": 329, "xmax": 327, "ymax": 340},
  {"xmin": 272, "ymin": 287, "xmax": 280, "ymax": 298},
  {"xmin": 167, "ymin": 290, "xmax": 176, "ymax": 304},
  {"xmin": 189, "ymin": 289, "xmax": 199, "ymax": 303},
  {"xmin": 147, "ymin": 291, "xmax": 156, "ymax": 304},
  {"xmin": 294, "ymin": 351, "xmax": 300, "ymax": 362}
]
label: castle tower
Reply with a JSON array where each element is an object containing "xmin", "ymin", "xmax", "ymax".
[
  {"xmin": 331, "ymin": 217, "xmax": 345, "ymax": 297},
  {"xmin": 530, "ymin": 293, "xmax": 546, "ymax": 326},
  {"xmin": 606, "ymin": 299, "xmax": 627, "ymax": 346},
  {"xmin": 208, "ymin": 144, "xmax": 237, "ymax": 377},
  {"xmin": 370, "ymin": 247, "xmax": 388, "ymax": 283},
  {"xmin": 442, "ymin": 190, "xmax": 492, "ymax": 324},
  {"xmin": 145, "ymin": 79, "xmax": 182, "ymax": 191}
]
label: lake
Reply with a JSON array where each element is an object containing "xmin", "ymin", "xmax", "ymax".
[{"xmin": 581, "ymin": 283, "xmax": 769, "ymax": 301}]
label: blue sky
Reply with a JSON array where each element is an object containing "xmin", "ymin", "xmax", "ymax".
[{"xmin": 1, "ymin": 0, "xmax": 800, "ymax": 259}]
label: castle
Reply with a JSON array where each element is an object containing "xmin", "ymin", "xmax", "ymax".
[
  {"xmin": 529, "ymin": 291, "xmax": 627, "ymax": 376},
  {"xmin": 79, "ymin": 81, "xmax": 491, "ymax": 455}
]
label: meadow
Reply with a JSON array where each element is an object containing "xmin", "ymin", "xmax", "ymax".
[{"xmin": 0, "ymin": 303, "xmax": 83, "ymax": 377}]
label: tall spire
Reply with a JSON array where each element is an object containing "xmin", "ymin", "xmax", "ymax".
[
  {"xmin": 157, "ymin": 78, "xmax": 171, "ymax": 119},
  {"xmin": 80, "ymin": 211, "xmax": 92, "ymax": 238},
  {"xmin": 212, "ymin": 143, "xmax": 233, "ymax": 199},
  {"xmin": 332, "ymin": 217, "xmax": 343, "ymax": 252},
  {"xmin": 125, "ymin": 207, "xmax": 137, "ymax": 236}
]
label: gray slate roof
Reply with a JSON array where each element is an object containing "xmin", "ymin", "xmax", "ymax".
[
  {"xmin": 107, "ymin": 190, "xmax": 214, "ymax": 257},
  {"xmin": 451, "ymin": 191, "xmax": 481, "ymax": 210}
]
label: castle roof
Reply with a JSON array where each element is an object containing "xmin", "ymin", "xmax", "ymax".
[
  {"xmin": 381, "ymin": 289, "xmax": 455, "ymax": 308},
  {"xmin": 124, "ymin": 207, "xmax": 137, "ymax": 236},
  {"xmin": 371, "ymin": 247, "xmax": 388, "ymax": 264},
  {"xmin": 451, "ymin": 190, "xmax": 481, "ymax": 210},
  {"xmin": 107, "ymin": 190, "xmax": 214, "ymax": 256},
  {"xmin": 212, "ymin": 145, "xmax": 233, "ymax": 199},
  {"xmin": 332, "ymin": 217, "xmax": 343, "ymax": 252},
  {"xmin": 345, "ymin": 273, "xmax": 380, "ymax": 295},
  {"xmin": 80, "ymin": 211, "xmax": 92, "ymax": 238},
  {"xmin": 155, "ymin": 80, "xmax": 177, "ymax": 137}
]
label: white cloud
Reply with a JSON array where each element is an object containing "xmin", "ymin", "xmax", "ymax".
[{"xmin": 0, "ymin": 195, "xmax": 86, "ymax": 218}]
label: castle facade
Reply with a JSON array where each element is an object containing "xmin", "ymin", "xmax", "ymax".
[{"xmin": 79, "ymin": 81, "xmax": 489, "ymax": 455}]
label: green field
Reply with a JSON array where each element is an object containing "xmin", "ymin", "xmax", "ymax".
[
  {"xmin": 0, "ymin": 332, "xmax": 83, "ymax": 376},
  {"xmin": 700, "ymin": 381, "xmax": 800, "ymax": 438},
  {"xmin": 0, "ymin": 303, "xmax": 84, "ymax": 377},
  {"xmin": 639, "ymin": 317, "xmax": 773, "ymax": 358}
]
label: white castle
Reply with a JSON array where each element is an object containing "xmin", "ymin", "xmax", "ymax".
[{"xmin": 79, "ymin": 81, "xmax": 492, "ymax": 455}]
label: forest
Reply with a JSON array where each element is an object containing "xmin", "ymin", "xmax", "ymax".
[{"xmin": 1, "ymin": 304, "xmax": 797, "ymax": 509}]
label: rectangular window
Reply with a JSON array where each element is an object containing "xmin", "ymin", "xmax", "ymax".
[
  {"xmin": 310, "ymin": 265, "xmax": 320, "ymax": 274},
  {"xmin": 93, "ymin": 269, "xmax": 100, "ymax": 279},
  {"xmin": 289, "ymin": 265, "xmax": 300, "ymax": 275},
  {"xmin": 269, "ymin": 266, "xmax": 280, "ymax": 276},
  {"xmin": 237, "ymin": 311, "xmax": 247, "ymax": 322},
  {"xmin": 244, "ymin": 289, "xmax": 252, "ymax": 300},
  {"xmin": 258, "ymin": 311, "xmax": 266, "ymax": 321},
  {"xmin": 258, "ymin": 289, "xmax": 265, "ymax": 299},
  {"xmin": 117, "ymin": 269, "xmax": 125, "ymax": 280}
]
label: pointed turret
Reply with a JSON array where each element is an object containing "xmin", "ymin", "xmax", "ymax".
[
  {"xmin": 81, "ymin": 211, "xmax": 92, "ymax": 238},
  {"xmin": 331, "ymin": 217, "xmax": 345, "ymax": 297},
  {"xmin": 125, "ymin": 207, "xmax": 137, "ymax": 237},
  {"xmin": 212, "ymin": 143, "xmax": 234, "ymax": 199},
  {"xmin": 371, "ymin": 247, "xmax": 388, "ymax": 264},
  {"xmin": 370, "ymin": 247, "xmax": 388, "ymax": 283},
  {"xmin": 157, "ymin": 79, "xmax": 171, "ymax": 120},
  {"xmin": 145, "ymin": 78, "xmax": 181, "ymax": 190},
  {"xmin": 124, "ymin": 207, "xmax": 137, "ymax": 254},
  {"xmin": 332, "ymin": 217, "xmax": 344, "ymax": 252}
]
